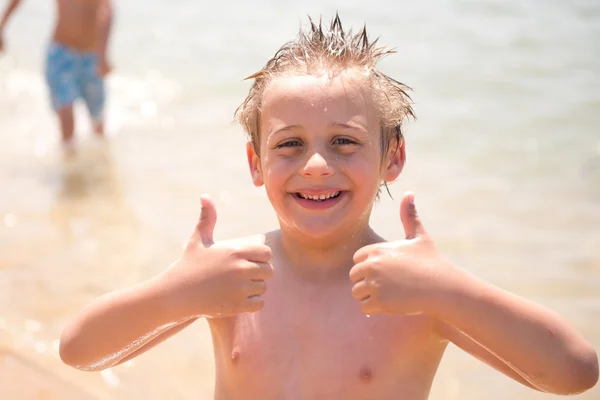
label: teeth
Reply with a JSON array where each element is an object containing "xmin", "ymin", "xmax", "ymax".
[{"xmin": 299, "ymin": 191, "xmax": 340, "ymax": 201}]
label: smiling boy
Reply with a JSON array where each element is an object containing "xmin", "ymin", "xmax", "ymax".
[{"xmin": 58, "ymin": 15, "xmax": 598, "ymax": 399}]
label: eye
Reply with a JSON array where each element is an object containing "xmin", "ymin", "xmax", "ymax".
[
  {"xmin": 276, "ymin": 140, "xmax": 302, "ymax": 149},
  {"xmin": 333, "ymin": 137, "xmax": 358, "ymax": 146}
]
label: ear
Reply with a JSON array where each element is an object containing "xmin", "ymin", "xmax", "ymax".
[
  {"xmin": 246, "ymin": 142, "xmax": 264, "ymax": 187},
  {"xmin": 382, "ymin": 136, "xmax": 405, "ymax": 182}
]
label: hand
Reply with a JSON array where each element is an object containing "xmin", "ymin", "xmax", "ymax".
[
  {"xmin": 349, "ymin": 192, "xmax": 456, "ymax": 316},
  {"xmin": 162, "ymin": 195, "xmax": 274, "ymax": 319},
  {"xmin": 97, "ymin": 57, "xmax": 112, "ymax": 77}
]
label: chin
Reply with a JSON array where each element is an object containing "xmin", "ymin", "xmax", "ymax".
[{"xmin": 286, "ymin": 218, "xmax": 357, "ymax": 244}]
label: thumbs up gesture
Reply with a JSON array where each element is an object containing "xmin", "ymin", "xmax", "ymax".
[
  {"xmin": 349, "ymin": 192, "xmax": 456, "ymax": 316},
  {"xmin": 162, "ymin": 195, "xmax": 274, "ymax": 319}
]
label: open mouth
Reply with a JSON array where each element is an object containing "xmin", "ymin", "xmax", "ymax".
[{"xmin": 295, "ymin": 191, "xmax": 342, "ymax": 201}]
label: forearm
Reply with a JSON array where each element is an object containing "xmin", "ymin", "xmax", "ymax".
[
  {"xmin": 434, "ymin": 269, "xmax": 598, "ymax": 394},
  {"xmin": 59, "ymin": 275, "xmax": 192, "ymax": 371},
  {"xmin": 0, "ymin": 0, "xmax": 22, "ymax": 30},
  {"xmin": 113, "ymin": 318, "xmax": 197, "ymax": 367},
  {"xmin": 96, "ymin": 0, "xmax": 112, "ymax": 59}
]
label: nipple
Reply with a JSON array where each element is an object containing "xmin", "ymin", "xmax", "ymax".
[
  {"xmin": 231, "ymin": 350, "xmax": 240, "ymax": 364},
  {"xmin": 359, "ymin": 367, "xmax": 373, "ymax": 383}
]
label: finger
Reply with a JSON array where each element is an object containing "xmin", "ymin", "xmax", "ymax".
[
  {"xmin": 349, "ymin": 263, "xmax": 366, "ymax": 283},
  {"xmin": 359, "ymin": 296, "xmax": 374, "ymax": 314},
  {"xmin": 194, "ymin": 195, "xmax": 217, "ymax": 246},
  {"xmin": 246, "ymin": 280, "xmax": 267, "ymax": 297},
  {"xmin": 247, "ymin": 262, "xmax": 274, "ymax": 280},
  {"xmin": 257, "ymin": 262, "xmax": 274, "ymax": 280},
  {"xmin": 400, "ymin": 191, "xmax": 427, "ymax": 240},
  {"xmin": 353, "ymin": 243, "xmax": 377, "ymax": 264},
  {"xmin": 243, "ymin": 295, "xmax": 265, "ymax": 313},
  {"xmin": 351, "ymin": 280, "xmax": 370, "ymax": 300},
  {"xmin": 233, "ymin": 243, "xmax": 272, "ymax": 263}
]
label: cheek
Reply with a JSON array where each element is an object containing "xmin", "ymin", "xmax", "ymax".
[
  {"xmin": 343, "ymin": 152, "xmax": 382, "ymax": 184},
  {"xmin": 262, "ymin": 156, "xmax": 294, "ymax": 191}
]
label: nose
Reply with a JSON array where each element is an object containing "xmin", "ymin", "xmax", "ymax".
[{"xmin": 301, "ymin": 151, "xmax": 334, "ymax": 178}]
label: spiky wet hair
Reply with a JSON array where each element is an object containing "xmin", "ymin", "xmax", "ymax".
[{"xmin": 234, "ymin": 14, "xmax": 415, "ymax": 158}]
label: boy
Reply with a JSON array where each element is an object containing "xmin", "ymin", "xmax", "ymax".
[
  {"xmin": 0, "ymin": 0, "xmax": 113, "ymax": 150},
  {"xmin": 58, "ymin": 16, "xmax": 598, "ymax": 399}
]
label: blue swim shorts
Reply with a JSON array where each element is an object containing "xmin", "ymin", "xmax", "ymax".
[{"xmin": 45, "ymin": 42, "xmax": 106, "ymax": 122}]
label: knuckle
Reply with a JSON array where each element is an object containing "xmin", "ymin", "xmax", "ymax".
[
  {"xmin": 408, "ymin": 203, "xmax": 418, "ymax": 218},
  {"xmin": 231, "ymin": 265, "xmax": 249, "ymax": 280},
  {"xmin": 369, "ymin": 256, "xmax": 384, "ymax": 270},
  {"xmin": 230, "ymin": 246, "xmax": 245, "ymax": 258},
  {"xmin": 371, "ymin": 246, "xmax": 387, "ymax": 257}
]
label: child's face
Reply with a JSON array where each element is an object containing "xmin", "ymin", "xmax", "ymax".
[{"xmin": 247, "ymin": 69, "xmax": 404, "ymax": 240}]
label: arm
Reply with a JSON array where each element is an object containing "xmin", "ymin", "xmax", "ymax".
[
  {"xmin": 350, "ymin": 193, "xmax": 599, "ymax": 395},
  {"xmin": 60, "ymin": 196, "xmax": 274, "ymax": 371},
  {"xmin": 95, "ymin": 0, "xmax": 112, "ymax": 74},
  {"xmin": 436, "ymin": 321, "xmax": 539, "ymax": 391},
  {"xmin": 59, "ymin": 274, "xmax": 198, "ymax": 371},
  {"xmin": 0, "ymin": 0, "xmax": 22, "ymax": 30},
  {"xmin": 432, "ymin": 269, "xmax": 599, "ymax": 395},
  {"xmin": 0, "ymin": 0, "xmax": 23, "ymax": 51}
]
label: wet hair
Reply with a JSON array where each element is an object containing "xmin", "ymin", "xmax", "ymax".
[{"xmin": 234, "ymin": 14, "xmax": 415, "ymax": 196}]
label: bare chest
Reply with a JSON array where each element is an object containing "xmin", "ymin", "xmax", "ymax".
[{"xmin": 210, "ymin": 283, "xmax": 440, "ymax": 399}]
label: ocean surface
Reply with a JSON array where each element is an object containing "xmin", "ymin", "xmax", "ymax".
[{"xmin": 0, "ymin": 0, "xmax": 599, "ymax": 398}]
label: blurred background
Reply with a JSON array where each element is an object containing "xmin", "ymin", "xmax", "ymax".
[{"xmin": 0, "ymin": 0, "xmax": 599, "ymax": 399}]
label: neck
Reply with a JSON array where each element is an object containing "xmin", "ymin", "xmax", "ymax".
[{"xmin": 273, "ymin": 222, "xmax": 383, "ymax": 282}]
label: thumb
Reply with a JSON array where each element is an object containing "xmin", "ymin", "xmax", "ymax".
[
  {"xmin": 400, "ymin": 191, "xmax": 427, "ymax": 239},
  {"xmin": 194, "ymin": 194, "xmax": 217, "ymax": 246}
]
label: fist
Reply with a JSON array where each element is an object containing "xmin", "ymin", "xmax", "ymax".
[
  {"xmin": 164, "ymin": 195, "xmax": 274, "ymax": 319},
  {"xmin": 349, "ymin": 192, "xmax": 454, "ymax": 316}
]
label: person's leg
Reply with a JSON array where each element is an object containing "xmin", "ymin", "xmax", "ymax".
[
  {"xmin": 45, "ymin": 43, "xmax": 79, "ymax": 148},
  {"xmin": 57, "ymin": 106, "xmax": 75, "ymax": 144},
  {"xmin": 80, "ymin": 53, "xmax": 106, "ymax": 137},
  {"xmin": 92, "ymin": 118, "xmax": 104, "ymax": 137}
]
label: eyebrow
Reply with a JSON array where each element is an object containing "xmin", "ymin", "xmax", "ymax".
[
  {"xmin": 328, "ymin": 122, "xmax": 367, "ymax": 132},
  {"xmin": 269, "ymin": 122, "xmax": 368, "ymax": 136},
  {"xmin": 270, "ymin": 125, "xmax": 302, "ymax": 136},
  {"xmin": 328, "ymin": 122, "xmax": 370, "ymax": 136}
]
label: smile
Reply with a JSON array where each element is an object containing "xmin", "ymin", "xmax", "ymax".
[{"xmin": 296, "ymin": 191, "xmax": 341, "ymax": 201}]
